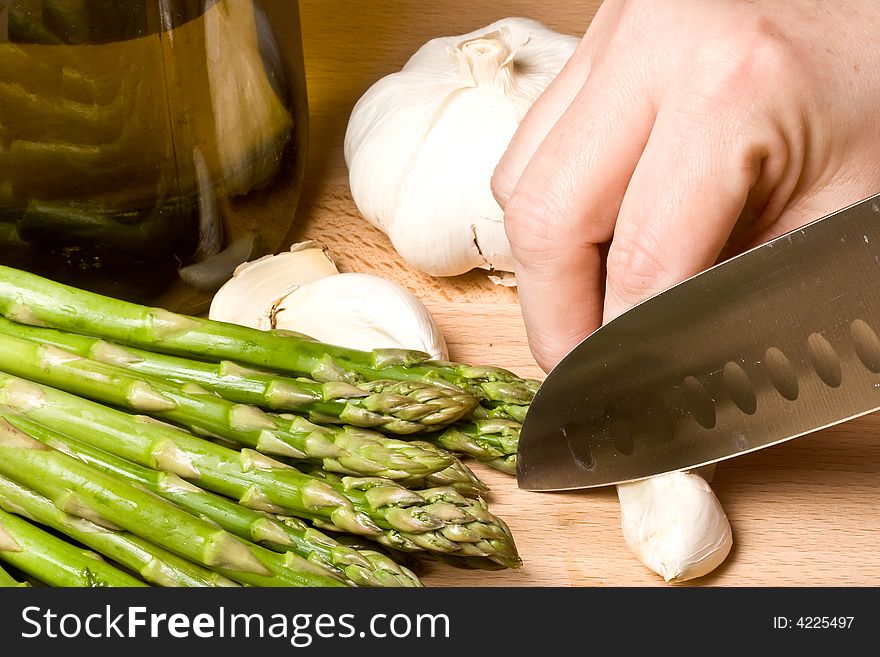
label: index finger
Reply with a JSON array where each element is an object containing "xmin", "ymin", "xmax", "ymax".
[
  {"xmin": 491, "ymin": 0, "xmax": 626, "ymax": 207},
  {"xmin": 503, "ymin": 67, "xmax": 655, "ymax": 372}
]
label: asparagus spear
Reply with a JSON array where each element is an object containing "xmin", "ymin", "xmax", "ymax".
[
  {"xmin": 0, "ymin": 374, "xmax": 521, "ymax": 567},
  {"xmin": 4, "ymin": 412, "xmax": 420, "ymax": 588},
  {"xmin": 401, "ymin": 445, "xmax": 490, "ymax": 498},
  {"xmin": 430, "ymin": 420, "xmax": 521, "ymax": 475},
  {"xmin": 459, "ymin": 400, "xmax": 528, "ymax": 475},
  {"xmin": 0, "ymin": 417, "xmax": 350, "ymax": 588},
  {"xmin": 269, "ymin": 515, "xmax": 421, "ymax": 588},
  {"xmin": 0, "ymin": 507, "xmax": 146, "ymax": 587},
  {"xmin": 0, "ymin": 265, "xmax": 539, "ymax": 404},
  {"xmin": 0, "ymin": 473, "xmax": 239, "ymax": 588},
  {"xmin": 0, "ymin": 330, "xmax": 456, "ymax": 481},
  {"xmin": 0, "ymin": 316, "xmax": 477, "ymax": 433},
  {"xmin": 469, "ymin": 401, "xmax": 529, "ymax": 424},
  {"xmin": 294, "ymin": 452, "xmax": 489, "ymax": 500},
  {"xmin": 17, "ymin": 200, "xmax": 195, "ymax": 257},
  {"xmin": 0, "ymin": 562, "xmax": 29, "ymax": 587}
]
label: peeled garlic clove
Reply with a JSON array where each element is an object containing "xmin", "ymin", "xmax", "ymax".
[
  {"xmin": 272, "ymin": 272, "xmax": 449, "ymax": 361},
  {"xmin": 209, "ymin": 241, "xmax": 339, "ymax": 329},
  {"xmin": 617, "ymin": 471, "xmax": 733, "ymax": 583},
  {"xmin": 344, "ymin": 18, "xmax": 579, "ymax": 277}
]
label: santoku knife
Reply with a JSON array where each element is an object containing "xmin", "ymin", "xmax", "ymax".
[{"xmin": 517, "ymin": 191, "xmax": 880, "ymax": 491}]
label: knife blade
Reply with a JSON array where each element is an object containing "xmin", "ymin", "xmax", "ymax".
[{"xmin": 517, "ymin": 191, "xmax": 880, "ymax": 491}]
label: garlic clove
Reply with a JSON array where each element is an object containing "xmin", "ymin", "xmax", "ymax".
[
  {"xmin": 208, "ymin": 241, "xmax": 448, "ymax": 360},
  {"xmin": 271, "ymin": 272, "xmax": 449, "ymax": 361},
  {"xmin": 617, "ymin": 471, "xmax": 733, "ymax": 583},
  {"xmin": 208, "ymin": 241, "xmax": 339, "ymax": 329}
]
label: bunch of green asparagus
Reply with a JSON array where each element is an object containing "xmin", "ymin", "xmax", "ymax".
[{"xmin": 0, "ymin": 265, "xmax": 538, "ymax": 588}]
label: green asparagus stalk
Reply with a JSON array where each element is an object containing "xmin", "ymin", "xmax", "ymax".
[
  {"xmin": 0, "ymin": 507, "xmax": 147, "ymax": 587},
  {"xmin": 482, "ymin": 454, "xmax": 517, "ymax": 476},
  {"xmin": 0, "ymin": 330, "xmax": 457, "ymax": 481},
  {"xmin": 404, "ymin": 444, "xmax": 491, "ymax": 498},
  {"xmin": 458, "ymin": 401, "xmax": 528, "ymax": 475},
  {"xmin": 0, "ymin": 318, "xmax": 490, "ymax": 488},
  {"xmin": 0, "ymin": 374, "xmax": 521, "ymax": 567},
  {"xmin": 3, "ymin": 412, "xmax": 420, "ymax": 588},
  {"xmin": 17, "ymin": 200, "xmax": 193, "ymax": 258},
  {"xmin": 305, "ymin": 530, "xmax": 426, "ymax": 578},
  {"xmin": 430, "ymin": 420, "xmax": 521, "ymax": 475},
  {"xmin": 269, "ymin": 514, "xmax": 422, "ymax": 587},
  {"xmin": 0, "ymin": 317, "xmax": 477, "ymax": 433},
  {"xmin": 305, "ymin": 528, "xmax": 512, "ymax": 574},
  {"xmin": 293, "ymin": 452, "xmax": 489, "ymax": 499},
  {"xmin": 0, "ymin": 473, "xmax": 239, "ymax": 588},
  {"xmin": 0, "ymin": 562, "xmax": 29, "ymax": 587},
  {"xmin": 0, "ymin": 417, "xmax": 350, "ymax": 588},
  {"xmin": 469, "ymin": 401, "xmax": 529, "ymax": 424},
  {"xmin": 0, "ymin": 265, "xmax": 539, "ymax": 404}
]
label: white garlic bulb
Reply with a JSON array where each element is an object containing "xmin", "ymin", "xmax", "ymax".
[
  {"xmin": 617, "ymin": 470, "xmax": 733, "ymax": 583},
  {"xmin": 344, "ymin": 17, "xmax": 579, "ymax": 278},
  {"xmin": 209, "ymin": 242, "xmax": 448, "ymax": 360}
]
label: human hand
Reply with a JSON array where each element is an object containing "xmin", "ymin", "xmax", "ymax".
[{"xmin": 492, "ymin": 0, "xmax": 880, "ymax": 373}]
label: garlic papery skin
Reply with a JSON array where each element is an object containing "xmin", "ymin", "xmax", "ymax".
[
  {"xmin": 617, "ymin": 471, "xmax": 733, "ymax": 583},
  {"xmin": 209, "ymin": 241, "xmax": 339, "ymax": 330},
  {"xmin": 344, "ymin": 18, "xmax": 579, "ymax": 278},
  {"xmin": 271, "ymin": 273, "xmax": 449, "ymax": 361}
]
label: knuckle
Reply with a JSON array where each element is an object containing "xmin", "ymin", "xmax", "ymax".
[
  {"xmin": 530, "ymin": 335, "xmax": 569, "ymax": 374},
  {"xmin": 747, "ymin": 17, "xmax": 805, "ymax": 74},
  {"xmin": 704, "ymin": 18, "xmax": 806, "ymax": 97},
  {"xmin": 502, "ymin": 183, "xmax": 578, "ymax": 257},
  {"xmin": 605, "ymin": 225, "xmax": 670, "ymax": 304}
]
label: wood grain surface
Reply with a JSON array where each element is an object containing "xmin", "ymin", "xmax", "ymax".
[{"xmin": 286, "ymin": 0, "xmax": 880, "ymax": 587}]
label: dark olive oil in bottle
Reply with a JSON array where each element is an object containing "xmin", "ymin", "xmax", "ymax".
[{"xmin": 0, "ymin": 1, "xmax": 308, "ymax": 312}]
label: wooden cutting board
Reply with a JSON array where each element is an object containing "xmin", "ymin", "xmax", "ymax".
[{"xmin": 285, "ymin": 0, "xmax": 880, "ymax": 586}]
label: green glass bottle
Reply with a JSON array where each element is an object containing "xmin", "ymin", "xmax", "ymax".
[{"xmin": 0, "ymin": 1, "xmax": 309, "ymax": 313}]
